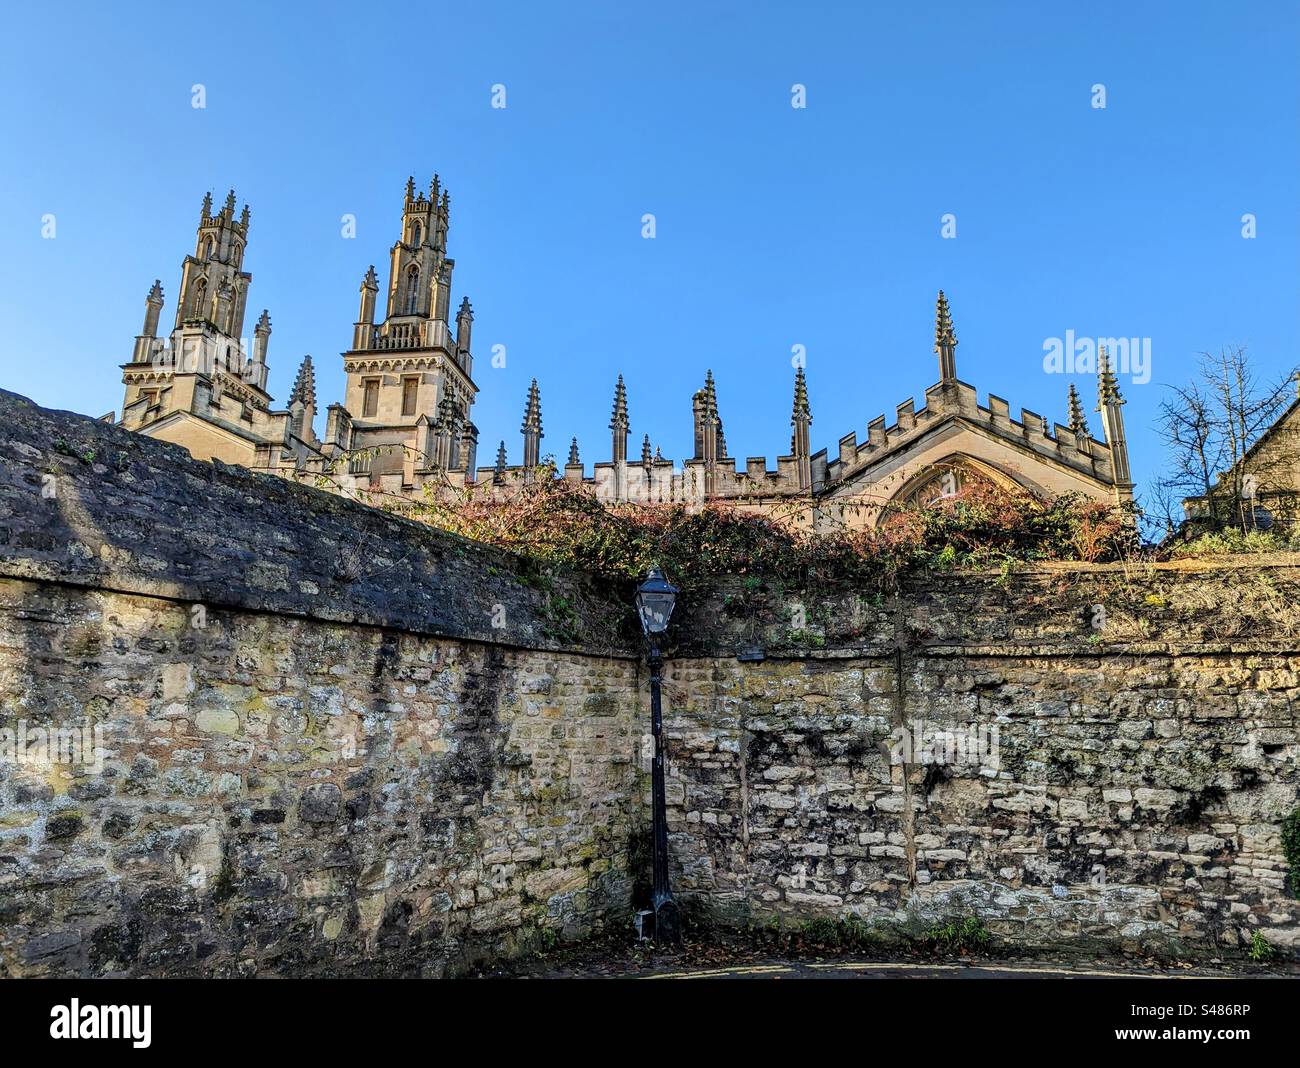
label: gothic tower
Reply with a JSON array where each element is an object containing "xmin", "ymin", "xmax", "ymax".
[
  {"xmin": 119, "ymin": 189, "xmax": 274, "ymax": 448},
  {"xmin": 339, "ymin": 175, "xmax": 477, "ymax": 480}
]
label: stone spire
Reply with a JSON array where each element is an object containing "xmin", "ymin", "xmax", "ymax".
[
  {"xmin": 703, "ymin": 369, "xmax": 718, "ymax": 420},
  {"xmin": 289, "ymin": 354, "xmax": 316, "ymax": 409},
  {"xmin": 223, "ymin": 189, "xmax": 237, "ymax": 217},
  {"xmin": 641, "ymin": 433, "xmax": 652, "ymax": 466},
  {"xmin": 141, "ymin": 280, "xmax": 164, "ymax": 337},
  {"xmin": 353, "ymin": 265, "xmax": 379, "ymax": 350},
  {"xmin": 289, "ymin": 355, "xmax": 317, "ymax": 442},
  {"xmin": 791, "ymin": 366, "xmax": 813, "ymax": 490},
  {"xmin": 1096, "ymin": 346, "xmax": 1124, "ymax": 409},
  {"xmin": 521, "ymin": 379, "xmax": 543, "ymax": 469},
  {"xmin": 456, "ymin": 296, "xmax": 474, "ymax": 363},
  {"xmin": 253, "ymin": 309, "xmax": 271, "ymax": 358},
  {"xmin": 935, "ymin": 290, "xmax": 958, "ymax": 383},
  {"xmin": 493, "ymin": 440, "xmax": 507, "ymax": 484},
  {"xmin": 610, "ymin": 374, "xmax": 629, "ymax": 465},
  {"xmin": 698, "ymin": 370, "xmax": 720, "ymax": 495},
  {"xmin": 132, "ymin": 280, "xmax": 166, "ymax": 364},
  {"xmin": 568, "ymin": 437, "xmax": 580, "ymax": 465},
  {"xmin": 1095, "ymin": 346, "xmax": 1132, "ymax": 498},
  {"xmin": 1067, "ymin": 382, "xmax": 1090, "ymax": 454},
  {"xmin": 200, "ymin": 191, "xmax": 213, "ymax": 223},
  {"xmin": 1066, "ymin": 383, "xmax": 1088, "ymax": 435}
]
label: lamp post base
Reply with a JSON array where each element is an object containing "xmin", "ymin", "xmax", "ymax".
[{"xmin": 652, "ymin": 895, "xmax": 680, "ymax": 944}]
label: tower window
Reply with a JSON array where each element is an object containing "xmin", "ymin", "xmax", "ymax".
[
  {"xmin": 412, "ymin": 222, "xmax": 422, "ymax": 246},
  {"xmin": 191, "ymin": 277, "xmax": 207, "ymax": 319},
  {"xmin": 402, "ymin": 377, "xmax": 418, "ymax": 417},
  {"xmin": 362, "ymin": 378, "xmax": 379, "ymax": 418},
  {"xmin": 405, "ymin": 265, "xmax": 420, "ymax": 315}
]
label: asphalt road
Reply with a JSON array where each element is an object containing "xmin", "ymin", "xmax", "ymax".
[{"xmin": 637, "ymin": 960, "xmax": 1252, "ymax": 979}]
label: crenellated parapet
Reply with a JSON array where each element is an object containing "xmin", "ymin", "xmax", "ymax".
[{"xmin": 826, "ymin": 377, "xmax": 1117, "ymax": 493}]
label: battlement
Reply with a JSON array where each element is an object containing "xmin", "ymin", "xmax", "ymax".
[{"xmin": 827, "ymin": 377, "xmax": 1115, "ymax": 491}]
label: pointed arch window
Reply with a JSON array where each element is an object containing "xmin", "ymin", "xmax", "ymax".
[
  {"xmin": 191, "ymin": 277, "xmax": 208, "ymax": 319},
  {"xmin": 202, "ymin": 237, "xmax": 214, "ymax": 261},
  {"xmin": 412, "ymin": 221, "xmax": 422, "ymax": 246},
  {"xmin": 405, "ymin": 265, "xmax": 420, "ymax": 315}
]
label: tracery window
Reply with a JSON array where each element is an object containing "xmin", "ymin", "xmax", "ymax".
[{"xmin": 405, "ymin": 265, "xmax": 420, "ymax": 315}]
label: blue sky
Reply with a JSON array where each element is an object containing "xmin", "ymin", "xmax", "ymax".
[{"xmin": 1, "ymin": 1, "xmax": 1296, "ymax": 504}]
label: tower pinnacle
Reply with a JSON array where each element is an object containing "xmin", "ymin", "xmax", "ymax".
[
  {"xmin": 935, "ymin": 290, "xmax": 958, "ymax": 383},
  {"xmin": 521, "ymin": 379, "xmax": 543, "ymax": 468},
  {"xmin": 1096, "ymin": 346, "xmax": 1124, "ymax": 409},
  {"xmin": 289, "ymin": 354, "xmax": 316, "ymax": 409},
  {"xmin": 1067, "ymin": 383, "xmax": 1088, "ymax": 434},
  {"xmin": 1095, "ymin": 346, "xmax": 1132, "ymax": 497},
  {"xmin": 610, "ymin": 374, "xmax": 629, "ymax": 468},
  {"xmin": 791, "ymin": 366, "xmax": 813, "ymax": 490}
]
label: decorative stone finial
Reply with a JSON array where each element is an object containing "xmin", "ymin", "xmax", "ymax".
[
  {"xmin": 935, "ymin": 290, "xmax": 957, "ymax": 349},
  {"xmin": 521, "ymin": 379, "xmax": 543, "ymax": 434},
  {"xmin": 610, "ymin": 374, "xmax": 629, "ymax": 431},
  {"xmin": 290, "ymin": 355, "xmax": 316, "ymax": 409},
  {"xmin": 791, "ymin": 366, "xmax": 811, "ymax": 425},
  {"xmin": 1067, "ymin": 383, "xmax": 1088, "ymax": 434},
  {"xmin": 1097, "ymin": 346, "xmax": 1124, "ymax": 409}
]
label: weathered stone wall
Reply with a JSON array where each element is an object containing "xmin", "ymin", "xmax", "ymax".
[
  {"xmin": 663, "ymin": 566, "xmax": 1300, "ymax": 958},
  {"xmin": 1, "ymin": 390, "xmax": 1296, "ymax": 972},
  {"xmin": 0, "ymin": 392, "xmax": 643, "ymax": 976}
]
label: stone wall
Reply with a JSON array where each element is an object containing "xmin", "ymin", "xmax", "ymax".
[
  {"xmin": 663, "ymin": 566, "xmax": 1300, "ymax": 957},
  {"xmin": 0, "ymin": 391, "xmax": 643, "ymax": 976},
  {"xmin": 0, "ymin": 390, "xmax": 1296, "ymax": 973}
]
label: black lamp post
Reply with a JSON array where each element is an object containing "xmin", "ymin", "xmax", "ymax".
[{"xmin": 635, "ymin": 566, "xmax": 679, "ymax": 943}]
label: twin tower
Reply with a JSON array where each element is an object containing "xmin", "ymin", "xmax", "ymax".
[{"xmin": 117, "ymin": 176, "xmax": 1132, "ymax": 531}]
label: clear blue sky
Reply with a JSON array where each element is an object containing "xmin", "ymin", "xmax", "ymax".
[{"xmin": 2, "ymin": 1, "xmax": 1297, "ymax": 504}]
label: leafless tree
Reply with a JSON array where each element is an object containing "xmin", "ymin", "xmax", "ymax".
[{"xmin": 1152, "ymin": 344, "xmax": 1298, "ymax": 536}]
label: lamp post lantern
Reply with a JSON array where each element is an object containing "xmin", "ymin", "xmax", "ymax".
[{"xmin": 635, "ymin": 566, "xmax": 679, "ymax": 943}]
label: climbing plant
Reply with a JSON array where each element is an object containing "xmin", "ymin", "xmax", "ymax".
[{"xmin": 400, "ymin": 477, "xmax": 1137, "ymax": 591}]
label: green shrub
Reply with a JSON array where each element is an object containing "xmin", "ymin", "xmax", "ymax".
[
  {"xmin": 796, "ymin": 916, "xmax": 880, "ymax": 950},
  {"xmin": 1282, "ymin": 806, "xmax": 1300, "ymax": 897},
  {"xmin": 1248, "ymin": 931, "xmax": 1276, "ymax": 964},
  {"xmin": 926, "ymin": 916, "xmax": 991, "ymax": 953}
]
